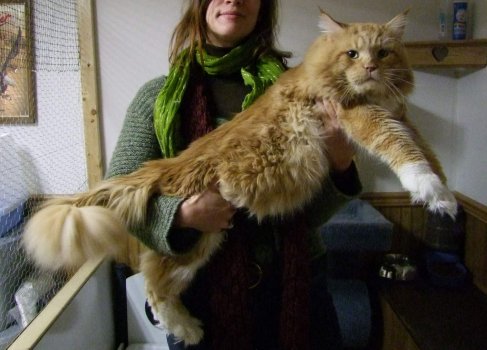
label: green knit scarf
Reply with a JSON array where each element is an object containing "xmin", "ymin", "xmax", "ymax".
[{"xmin": 154, "ymin": 39, "xmax": 286, "ymax": 157}]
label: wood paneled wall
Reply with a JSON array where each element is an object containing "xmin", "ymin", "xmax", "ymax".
[
  {"xmin": 361, "ymin": 192, "xmax": 428, "ymax": 257},
  {"xmin": 455, "ymin": 192, "xmax": 487, "ymax": 294}
]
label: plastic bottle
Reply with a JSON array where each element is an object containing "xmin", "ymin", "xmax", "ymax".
[{"xmin": 452, "ymin": 1, "xmax": 468, "ymax": 40}]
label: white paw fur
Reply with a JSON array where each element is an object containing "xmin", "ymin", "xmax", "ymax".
[
  {"xmin": 169, "ymin": 314, "xmax": 204, "ymax": 345},
  {"xmin": 149, "ymin": 298, "xmax": 204, "ymax": 345},
  {"xmin": 398, "ymin": 163, "xmax": 457, "ymax": 219}
]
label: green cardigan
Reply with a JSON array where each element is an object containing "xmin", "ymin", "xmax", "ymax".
[{"xmin": 106, "ymin": 76, "xmax": 362, "ymax": 261}]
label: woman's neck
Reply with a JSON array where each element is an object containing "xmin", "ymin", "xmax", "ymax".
[{"xmin": 204, "ymin": 42, "xmax": 235, "ymax": 57}]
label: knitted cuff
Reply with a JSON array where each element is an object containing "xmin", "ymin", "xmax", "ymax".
[
  {"xmin": 140, "ymin": 195, "xmax": 185, "ymax": 255},
  {"xmin": 329, "ymin": 162, "xmax": 362, "ymax": 197}
]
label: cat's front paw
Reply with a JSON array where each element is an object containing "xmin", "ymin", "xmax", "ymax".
[
  {"xmin": 398, "ymin": 163, "xmax": 457, "ymax": 219},
  {"xmin": 423, "ymin": 186, "xmax": 457, "ymax": 219}
]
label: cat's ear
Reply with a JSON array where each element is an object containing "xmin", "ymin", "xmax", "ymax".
[
  {"xmin": 318, "ymin": 8, "xmax": 345, "ymax": 33},
  {"xmin": 385, "ymin": 10, "xmax": 409, "ymax": 38}
]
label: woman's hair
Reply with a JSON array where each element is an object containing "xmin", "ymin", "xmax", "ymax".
[{"xmin": 169, "ymin": 0, "xmax": 290, "ymax": 65}]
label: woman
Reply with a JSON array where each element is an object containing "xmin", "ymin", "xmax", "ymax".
[{"xmin": 107, "ymin": 0, "xmax": 361, "ymax": 349}]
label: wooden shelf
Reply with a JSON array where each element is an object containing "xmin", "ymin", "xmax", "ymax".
[{"xmin": 405, "ymin": 39, "xmax": 487, "ymax": 69}]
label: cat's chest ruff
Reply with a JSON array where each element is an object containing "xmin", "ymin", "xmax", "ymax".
[{"xmin": 367, "ymin": 95, "xmax": 404, "ymax": 119}]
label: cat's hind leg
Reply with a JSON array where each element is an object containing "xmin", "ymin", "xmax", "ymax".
[
  {"xmin": 142, "ymin": 251, "xmax": 205, "ymax": 345},
  {"xmin": 146, "ymin": 292, "xmax": 204, "ymax": 345},
  {"xmin": 141, "ymin": 232, "xmax": 225, "ymax": 345}
]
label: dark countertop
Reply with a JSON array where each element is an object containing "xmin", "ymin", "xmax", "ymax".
[{"xmin": 380, "ymin": 279, "xmax": 487, "ymax": 350}]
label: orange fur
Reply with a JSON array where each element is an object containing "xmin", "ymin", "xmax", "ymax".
[{"xmin": 23, "ymin": 10, "xmax": 457, "ymax": 345}]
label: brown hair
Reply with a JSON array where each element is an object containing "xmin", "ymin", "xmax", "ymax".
[{"xmin": 169, "ymin": 0, "xmax": 290, "ymax": 65}]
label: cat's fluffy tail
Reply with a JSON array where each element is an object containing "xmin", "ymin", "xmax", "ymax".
[
  {"xmin": 23, "ymin": 178, "xmax": 155, "ymax": 271},
  {"xmin": 23, "ymin": 203, "xmax": 129, "ymax": 270}
]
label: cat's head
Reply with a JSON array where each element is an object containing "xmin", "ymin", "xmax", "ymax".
[{"xmin": 303, "ymin": 10, "xmax": 414, "ymax": 104}]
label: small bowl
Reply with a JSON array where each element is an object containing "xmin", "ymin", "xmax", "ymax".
[{"xmin": 379, "ymin": 254, "xmax": 417, "ymax": 281}]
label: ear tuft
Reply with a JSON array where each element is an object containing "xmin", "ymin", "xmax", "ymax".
[
  {"xmin": 318, "ymin": 7, "xmax": 345, "ymax": 33},
  {"xmin": 386, "ymin": 9, "xmax": 409, "ymax": 38}
]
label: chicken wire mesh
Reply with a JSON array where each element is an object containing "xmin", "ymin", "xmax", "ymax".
[{"xmin": 0, "ymin": 0, "xmax": 86, "ymax": 347}]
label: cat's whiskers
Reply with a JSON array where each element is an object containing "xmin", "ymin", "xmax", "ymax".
[
  {"xmin": 384, "ymin": 79, "xmax": 406, "ymax": 103},
  {"xmin": 386, "ymin": 70, "xmax": 414, "ymax": 79},
  {"xmin": 333, "ymin": 76, "xmax": 355, "ymax": 105},
  {"xmin": 385, "ymin": 68, "xmax": 414, "ymax": 75},
  {"xmin": 336, "ymin": 83, "xmax": 355, "ymax": 106},
  {"xmin": 383, "ymin": 72, "xmax": 415, "ymax": 87}
]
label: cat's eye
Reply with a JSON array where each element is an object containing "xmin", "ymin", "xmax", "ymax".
[
  {"xmin": 378, "ymin": 49, "xmax": 390, "ymax": 59},
  {"xmin": 347, "ymin": 50, "xmax": 359, "ymax": 59}
]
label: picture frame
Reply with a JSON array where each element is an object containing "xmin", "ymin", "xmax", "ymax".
[{"xmin": 0, "ymin": 0, "xmax": 35, "ymax": 124}]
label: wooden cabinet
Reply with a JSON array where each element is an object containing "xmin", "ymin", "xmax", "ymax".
[
  {"xmin": 369, "ymin": 193, "xmax": 487, "ymax": 350},
  {"xmin": 380, "ymin": 295, "xmax": 420, "ymax": 350}
]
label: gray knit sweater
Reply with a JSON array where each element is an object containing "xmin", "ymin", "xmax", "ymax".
[{"xmin": 106, "ymin": 75, "xmax": 362, "ymax": 260}]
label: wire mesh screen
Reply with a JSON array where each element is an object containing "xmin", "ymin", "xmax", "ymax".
[{"xmin": 0, "ymin": 0, "xmax": 86, "ymax": 347}]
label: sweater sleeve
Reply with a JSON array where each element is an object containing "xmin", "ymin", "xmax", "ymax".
[
  {"xmin": 304, "ymin": 162, "xmax": 362, "ymax": 230},
  {"xmin": 305, "ymin": 162, "xmax": 362, "ymax": 259},
  {"xmin": 106, "ymin": 76, "xmax": 198, "ymax": 255}
]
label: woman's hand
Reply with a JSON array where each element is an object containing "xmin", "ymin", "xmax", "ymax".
[
  {"xmin": 175, "ymin": 182, "xmax": 236, "ymax": 233},
  {"xmin": 316, "ymin": 99, "xmax": 356, "ymax": 173}
]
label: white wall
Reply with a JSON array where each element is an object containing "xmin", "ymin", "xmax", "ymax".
[
  {"xmin": 96, "ymin": 0, "xmax": 180, "ymax": 166},
  {"xmin": 96, "ymin": 0, "xmax": 487, "ymax": 205},
  {"xmin": 455, "ymin": 69, "xmax": 487, "ymax": 204},
  {"xmin": 449, "ymin": 0, "xmax": 487, "ymax": 204}
]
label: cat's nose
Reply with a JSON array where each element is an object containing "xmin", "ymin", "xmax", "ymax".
[{"xmin": 365, "ymin": 64, "xmax": 377, "ymax": 73}]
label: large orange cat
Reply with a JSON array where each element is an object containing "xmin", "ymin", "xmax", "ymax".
[{"xmin": 23, "ymin": 10, "xmax": 457, "ymax": 345}]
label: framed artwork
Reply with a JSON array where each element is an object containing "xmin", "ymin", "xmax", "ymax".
[{"xmin": 0, "ymin": 0, "xmax": 35, "ymax": 124}]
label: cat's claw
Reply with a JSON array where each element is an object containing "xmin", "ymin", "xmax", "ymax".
[{"xmin": 398, "ymin": 163, "xmax": 457, "ymax": 219}]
